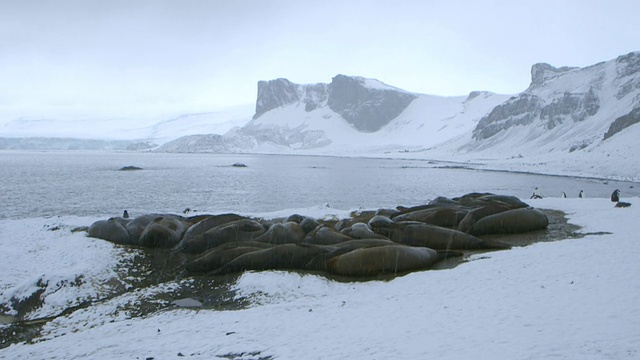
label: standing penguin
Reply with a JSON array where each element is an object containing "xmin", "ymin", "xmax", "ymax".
[
  {"xmin": 561, "ymin": 192, "xmax": 567, "ymax": 198},
  {"xmin": 578, "ymin": 190, "xmax": 584, "ymax": 198},
  {"xmin": 611, "ymin": 189, "xmax": 620, "ymax": 202},
  {"xmin": 123, "ymin": 210, "xmax": 129, "ymax": 219}
]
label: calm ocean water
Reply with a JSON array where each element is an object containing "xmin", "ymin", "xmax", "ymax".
[{"xmin": 1, "ymin": 150, "xmax": 638, "ymax": 220}]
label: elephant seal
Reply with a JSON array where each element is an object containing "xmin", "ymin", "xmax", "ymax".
[
  {"xmin": 185, "ymin": 246, "xmax": 263, "ymax": 273},
  {"xmin": 304, "ymin": 225, "xmax": 353, "ymax": 245},
  {"xmin": 286, "ymin": 214, "xmax": 305, "ymax": 223},
  {"xmin": 176, "ymin": 218, "xmax": 265, "ymax": 254},
  {"xmin": 367, "ymin": 215, "xmax": 394, "ymax": 232},
  {"xmin": 340, "ymin": 222, "xmax": 388, "ymax": 240},
  {"xmin": 384, "ymin": 222, "xmax": 508, "ymax": 250},
  {"xmin": 457, "ymin": 203, "xmax": 512, "ymax": 233},
  {"xmin": 375, "ymin": 208, "xmax": 400, "ymax": 218},
  {"xmin": 428, "ymin": 196, "xmax": 460, "ymax": 206},
  {"xmin": 175, "ymin": 213, "xmax": 246, "ymax": 253},
  {"xmin": 453, "ymin": 193, "xmax": 529, "ymax": 209},
  {"xmin": 326, "ymin": 245, "xmax": 455, "ymax": 277},
  {"xmin": 88, "ymin": 217, "xmax": 130, "ymax": 244},
  {"xmin": 198, "ymin": 219, "xmax": 266, "ymax": 252},
  {"xmin": 253, "ymin": 222, "xmax": 306, "ymax": 245},
  {"xmin": 452, "ymin": 192, "xmax": 493, "ymax": 205},
  {"xmin": 391, "ymin": 206, "xmax": 468, "ymax": 228},
  {"xmin": 467, "ymin": 207, "xmax": 549, "ymax": 236},
  {"xmin": 611, "ymin": 189, "xmax": 620, "ymax": 202},
  {"xmin": 305, "ymin": 238, "xmax": 397, "ymax": 272},
  {"xmin": 299, "ymin": 216, "xmax": 320, "ymax": 234},
  {"xmin": 139, "ymin": 215, "xmax": 188, "ymax": 248},
  {"xmin": 211, "ymin": 243, "xmax": 330, "ymax": 275},
  {"xmin": 124, "ymin": 214, "xmax": 165, "ymax": 245}
]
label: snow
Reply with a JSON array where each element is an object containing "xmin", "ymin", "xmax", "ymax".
[
  {"xmin": 1, "ymin": 198, "xmax": 639, "ymax": 359},
  {"xmin": 0, "ymin": 217, "xmax": 140, "ymax": 320},
  {"xmin": 0, "ymin": 104, "xmax": 254, "ymax": 143}
]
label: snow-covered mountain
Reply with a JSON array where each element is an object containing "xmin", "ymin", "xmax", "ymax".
[
  {"xmin": 157, "ymin": 51, "xmax": 640, "ymax": 181},
  {"xmin": 425, "ymin": 51, "xmax": 640, "ymax": 181},
  {"xmin": 156, "ymin": 75, "xmax": 510, "ymax": 153},
  {"xmin": 3, "ymin": 51, "xmax": 639, "ymax": 180},
  {"xmin": 0, "ymin": 105, "xmax": 253, "ymax": 150}
]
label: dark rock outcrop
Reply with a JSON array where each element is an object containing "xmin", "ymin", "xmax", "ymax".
[
  {"xmin": 326, "ymin": 75, "xmax": 417, "ymax": 132},
  {"xmin": 251, "ymin": 74, "xmax": 417, "ymax": 132},
  {"xmin": 253, "ymin": 78, "xmax": 300, "ymax": 119},
  {"xmin": 603, "ymin": 106, "xmax": 640, "ymax": 140}
]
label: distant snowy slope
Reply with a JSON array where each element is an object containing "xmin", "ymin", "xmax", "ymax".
[
  {"xmin": 0, "ymin": 105, "xmax": 253, "ymax": 147},
  {"xmin": 417, "ymin": 51, "xmax": 640, "ymax": 181},
  {"xmin": 457, "ymin": 52, "xmax": 640, "ymax": 157},
  {"xmin": 157, "ymin": 75, "xmax": 509, "ymax": 153}
]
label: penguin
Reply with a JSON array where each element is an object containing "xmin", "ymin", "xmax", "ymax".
[
  {"xmin": 123, "ymin": 210, "xmax": 129, "ymax": 219},
  {"xmin": 611, "ymin": 189, "xmax": 620, "ymax": 202},
  {"xmin": 530, "ymin": 187, "xmax": 542, "ymax": 199},
  {"xmin": 561, "ymin": 192, "xmax": 567, "ymax": 198},
  {"xmin": 578, "ymin": 190, "xmax": 584, "ymax": 198}
]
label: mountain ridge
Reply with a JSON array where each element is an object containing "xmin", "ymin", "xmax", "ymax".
[{"xmin": 2, "ymin": 51, "xmax": 639, "ymax": 181}]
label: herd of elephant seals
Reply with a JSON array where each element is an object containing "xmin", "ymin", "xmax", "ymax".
[{"xmin": 87, "ymin": 192, "xmax": 550, "ymax": 279}]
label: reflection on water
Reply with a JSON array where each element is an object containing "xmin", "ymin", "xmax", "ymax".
[{"xmin": 1, "ymin": 150, "xmax": 638, "ymax": 219}]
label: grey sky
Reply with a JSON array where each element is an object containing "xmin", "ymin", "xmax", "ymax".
[{"xmin": 1, "ymin": 0, "xmax": 638, "ymax": 120}]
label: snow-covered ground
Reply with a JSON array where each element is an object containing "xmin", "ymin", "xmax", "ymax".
[{"xmin": 1, "ymin": 197, "xmax": 638, "ymax": 359}]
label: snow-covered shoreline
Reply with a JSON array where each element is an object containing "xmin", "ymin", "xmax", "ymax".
[{"xmin": 1, "ymin": 197, "xmax": 638, "ymax": 359}]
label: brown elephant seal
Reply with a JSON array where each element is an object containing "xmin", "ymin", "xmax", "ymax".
[
  {"xmin": 333, "ymin": 218, "xmax": 354, "ymax": 232},
  {"xmin": 391, "ymin": 206, "xmax": 468, "ymax": 228},
  {"xmin": 253, "ymin": 222, "xmax": 305, "ymax": 245},
  {"xmin": 124, "ymin": 214, "xmax": 165, "ymax": 245},
  {"xmin": 340, "ymin": 222, "xmax": 388, "ymax": 240},
  {"xmin": 452, "ymin": 192, "xmax": 494, "ymax": 204},
  {"xmin": 457, "ymin": 203, "xmax": 513, "ymax": 233},
  {"xmin": 286, "ymin": 214, "xmax": 305, "ymax": 223},
  {"xmin": 198, "ymin": 219, "xmax": 266, "ymax": 252},
  {"xmin": 326, "ymin": 245, "xmax": 455, "ymax": 277},
  {"xmin": 477, "ymin": 194, "xmax": 529, "ymax": 209},
  {"xmin": 176, "ymin": 218, "xmax": 265, "ymax": 253},
  {"xmin": 88, "ymin": 217, "xmax": 130, "ymax": 244},
  {"xmin": 467, "ymin": 207, "xmax": 549, "ymax": 236},
  {"xmin": 211, "ymin": 243, "xmax": 330, "ymax": 275},
  {"xmin": 428, "ymin": 196, "xmax": 460, "ymax": 206},
  {"xmin": 304, "ymin": 225, "xmax": 353, "ymax": 245},
  {"xmin": 305, "ymin": 238, "xmax": 397, "ymax": 272},
  {"xmin": 139, "ymin": 215, "xmax": 188, "ymax": 248},
  {"xmin": 453, "ymin": 193, "xmax": 529, "ymax": 209},
  {"xmin": 185, "ymin": 246, "xmax": 263, "ymax": 273},
  {"xmin": 384, "ymin": 222, "xmax": 509, "ymax": 250},
  {"xmin": 374, "ymin": 208, "xmax": 400, "ymax": 218},
  {"xmin": 176, "ymin": 213, "xmax": 246, "ymax": 253},
  {"xmin": 367, "ymin": 215, "xmax": 394, "ymax": 232},
  {"xmin": 299, "ymin": 216, "xmax": 320, "ymax": 234}
]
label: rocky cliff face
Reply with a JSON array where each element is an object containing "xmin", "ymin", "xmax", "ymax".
[
  {"xmin": 253, "ymin": 78, "xmax": 301, "ymax": 119},
  {"xmin": 326, "ymin": 75, "xmax": 417, "ymax": 132},
  {"xmin": 252, "ymin": 74, "xmax": 417, "ymax": 132},
  {"xmin": 471, "ymin": 52, "xmax": 640, "ymax": 144},
  {"xmin": 156, "ymin": 51, "xmax": 640, "ymax": 163}
]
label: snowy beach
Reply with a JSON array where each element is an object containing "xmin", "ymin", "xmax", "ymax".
[{"xmin": 1, "ymin": 197, "xmax": 638, "ymax": 359}]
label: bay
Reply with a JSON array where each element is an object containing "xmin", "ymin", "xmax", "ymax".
[{"xmin": 1, "ymin": 150, "xmax": 637, "ymax": 220}]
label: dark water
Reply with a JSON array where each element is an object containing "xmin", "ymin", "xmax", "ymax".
[{"xmin": 1, "ymin": 150, "xmax": 638, "ymax": 219}]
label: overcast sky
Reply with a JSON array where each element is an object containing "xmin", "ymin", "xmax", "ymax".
[{"xmin": 1, "ymin": 0, "xmax": 638, "ymax": 121}]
